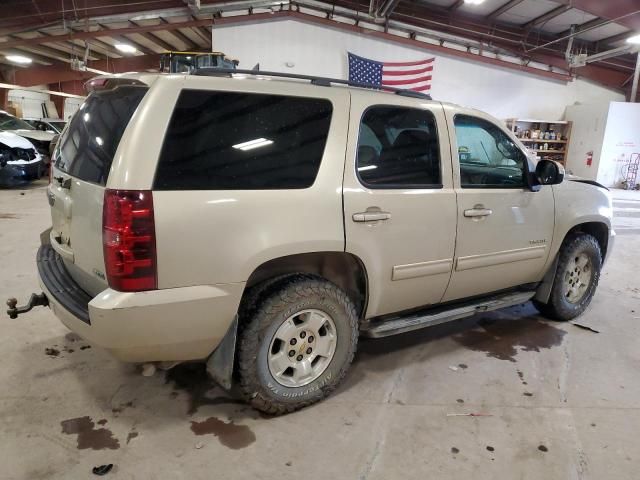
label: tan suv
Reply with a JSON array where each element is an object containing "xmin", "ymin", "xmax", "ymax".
[{"xmin": 8, "ymin": 70, "xmax": 614, "ymax": 414}]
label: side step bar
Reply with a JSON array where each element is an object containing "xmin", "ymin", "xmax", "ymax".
[{"xmin": 360, "ymin": 291, "xmax": 536, "ymax": 338}]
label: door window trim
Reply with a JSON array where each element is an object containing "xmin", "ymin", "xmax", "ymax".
[{"xmin": 355, "ymin": 104, "xmax": 443, "ymax": 190}]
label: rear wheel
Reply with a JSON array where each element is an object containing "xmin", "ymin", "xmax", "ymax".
[
  {"xmin": 533, "ymin": 233, "xmax": 602, "ymax": 321},
  {"xmin": 237, "ymin": 275, "xmax": 358, "ymax": 415}
]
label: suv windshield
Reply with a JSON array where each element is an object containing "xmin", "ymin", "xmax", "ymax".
[
  {"xmin": 0, "ymin": 113, "xmax": 34, "ymax": 131},
  {"xmin": 54, "ymin": 84, "xmax": 148, "ymax": 185}
]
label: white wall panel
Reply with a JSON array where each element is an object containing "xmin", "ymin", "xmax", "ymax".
[{"xmin": 213, "ymin": 19, "xmax": 624, "ymax": 120}]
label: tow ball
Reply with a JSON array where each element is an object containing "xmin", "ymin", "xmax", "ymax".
[{"xmin": 6, "ymin": 293, "xmax": 49, "ymax": 319}]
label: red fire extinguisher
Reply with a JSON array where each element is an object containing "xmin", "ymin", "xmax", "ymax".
[{"xmin": 586, "ymin": 151, "xmax": 593, "ymax": 166}]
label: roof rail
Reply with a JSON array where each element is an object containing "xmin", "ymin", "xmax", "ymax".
[{"xmin": 191, "ymin": 68, "xmax": 432, "ymax": 100}]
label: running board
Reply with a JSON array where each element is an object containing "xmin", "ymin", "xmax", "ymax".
[{"xmin": 360, "ymin": 291, "xmax": 536, "ymax": 338}]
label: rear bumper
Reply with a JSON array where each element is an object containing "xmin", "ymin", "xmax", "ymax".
[{"xmin": 37, "ymin": 243, "xmax": 244, "ymax": 362}]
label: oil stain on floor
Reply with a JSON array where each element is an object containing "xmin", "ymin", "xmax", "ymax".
[
  {"xmin": 190, "ymin": 417, "xmax": 256, "ymax": 449},
  {"xmin": 60, "ymin": 416, "xmax": 120, "ymax": 450},
  {"xmin": 453, "ymin": 317, "xmax": 566, "ymax": 362}
]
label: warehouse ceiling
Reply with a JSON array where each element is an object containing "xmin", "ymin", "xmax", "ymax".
[{"xmin": 0, "ymin": 0, "xmax": 638, "ymax": 94}]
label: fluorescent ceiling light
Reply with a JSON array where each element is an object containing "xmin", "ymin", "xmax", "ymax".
[
  {"xmin": 358, "ymin": 165, "xmax": 378, "ymax": 171},
  {"xmin": 115, "ymin": 43, "xmax": 136, "ymax": 53},
  {"xmin": 627, "ymin": 34, "xmax": 640, "ymax": 44},
  {"xmin": 464, "ymin": 0, "xmax": 485, "ymax": 5},
  {"xmin": 5, "ymin": 54, "xmax": 32, "ymax": 64},
  {"xmin": 232, "ymin": 138, "xmax": 274, "ymax": 151}
]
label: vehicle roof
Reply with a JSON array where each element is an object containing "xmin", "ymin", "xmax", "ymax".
[
  {"xmin": 101, "ymin": 71, "xmax": 441, "ymax": 104},
  {"xmin": 92, "ymin": 72, "xmax": 493, "ymax": 121}
]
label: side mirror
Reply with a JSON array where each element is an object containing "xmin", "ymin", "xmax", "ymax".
[{"xmin": 535, "ymin": 159, "xmax": 564, "ymax": 185}]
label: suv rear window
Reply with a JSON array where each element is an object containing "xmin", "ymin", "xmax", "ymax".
[
  {"xmin": 55, "ymin": 85, "xmax": 148, "ymax": 185},
  {"xmin": 154, "ymin": 90, "xmax": 333, "ymax": 190}
]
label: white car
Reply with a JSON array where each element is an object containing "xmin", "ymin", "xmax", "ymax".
[
  {"xmin": 0, "ymin": 131, "xmax": 44, "ymax": 187},
  {"xmin": 0, "ymin": 111, "xmax": 55, "ymax": 161}
]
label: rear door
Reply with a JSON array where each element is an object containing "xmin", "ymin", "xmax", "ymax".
[
  {"xmin": 49, "ymin": 82, "xmax": 148, "ymax": 295},
  {"xmin": 343, "ymin": 93, "xmax": 457, "ymax": 318}
]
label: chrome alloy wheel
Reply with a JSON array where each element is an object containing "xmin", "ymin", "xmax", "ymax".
[
  {"xmin": 563, "ymin": 253, "xmax": 592, "ymax": 303},
  {"xmin": 267, "ymin": 309, "xmax": 337, "ymax": 388}
]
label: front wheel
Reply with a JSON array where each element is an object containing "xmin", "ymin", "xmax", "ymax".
[
  {"xmin": 237, "ymin": 275, "xmax": 358, "ymax": 415},
  {"xmin": 533, "ymin": 233, "xmax": 602, "ymax": 321}
]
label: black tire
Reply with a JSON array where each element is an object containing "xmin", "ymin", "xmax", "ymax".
[
  {"xmin": 237, "ymin": 274, "xmax": 358, "ymax": 415},
  {"xmin": 533, "ymin": 233, "xmax": 602, "ymax": 321}
]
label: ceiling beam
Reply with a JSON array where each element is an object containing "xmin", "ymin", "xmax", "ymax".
[
  {"xmin": 0, "ymin": 48, "xmax": 55, "ymax": 66},
  {"xmin": 524, "ymin": 5, "xmax": 571, "ymax": 31},
  {"xmin": 548, "ymin": 0, "xmax": 640, "ymax": 31},
  {"xmin": 130, "ymin": 21, "xmax": 178, "ymax": 51},
  {"xmin": 12, "ymin": 54, "xmax": 160, "ymax": 87},
  {"xmin": 373, "ymin": 0, "xmax": 402, "ymax": 17},
  {"xmin": 597, "ymin": 30, "xmax": 635, "ymax": 47},
  {"xmin": 193, "ymin": 26, "xmax": 213, "ymax": 45},
  {"xmin": 557, "ymin": 17, "xmax": 606, "ymax": 38},
  {"xmin": 0, "ymin": 17, "xmax": 215, "ymax": 49},
  {"xmin": 448, "ymin": 0, "xmax": 465, "ymax": 13},
  {"xmin": 487, "ymin": 0, "xmax": 525, "ymax": 21},
  {"xmin": 158, "ymin": 18, "xmax": 198, "ymax": 50}
]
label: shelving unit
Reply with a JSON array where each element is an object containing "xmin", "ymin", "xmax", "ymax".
[{"xmin": 505, "ymin": 119, "xmax": 573, "ymax": 165}]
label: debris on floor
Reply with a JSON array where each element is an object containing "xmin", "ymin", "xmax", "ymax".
[
  {"xmin": 92, "ymin": 464, "xmax": 113, "ymax": 476},
  {"xmin": 446, "ymin": 413, "xmax": 493, "ymax": 417},
  {"xmin": 570, "ymin": 322, "xmax": 600, "ymax": 333}
]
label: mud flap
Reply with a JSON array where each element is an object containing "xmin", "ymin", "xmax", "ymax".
[
  {"xmin": 205, "ymin": 315, "xmax": 238, "ymax": 391},
  {"xmin": 534, "ymin": 254, "xmax": 559, "ymax": 303}
]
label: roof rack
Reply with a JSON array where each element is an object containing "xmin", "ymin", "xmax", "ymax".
[{"xmin": 191, "ymin": 68, "xmax": 432, "ymax": 100}]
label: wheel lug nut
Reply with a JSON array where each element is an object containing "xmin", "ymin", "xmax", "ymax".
[
  {"xmin": 288, "ymin": 350, "xmax": 295, "ymax": 357},
  {"xmin": 308, "ymin": 336, "xmax": 314, "ymax": 343},
  {"xmin": 290, "ymin": 338, "xmax": 297, "ymax": 345},
  {"xmin": 300, "ymin": 331, "xmax": 306, "ymax": 339},
  {"xmin": 306, "ymin": 347, "xmax": 312, "ymax": 354},
  {"xmin": 296, "ymin": 355, "xmax": 303, "ymax": 361}
]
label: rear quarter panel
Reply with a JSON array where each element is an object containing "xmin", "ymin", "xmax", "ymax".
[{"xmin": 110, "ymin": 76, "xmax": 351, "ymax": 288}]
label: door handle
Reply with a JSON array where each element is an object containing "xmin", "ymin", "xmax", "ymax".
[
  {"xmin": 353, "ymin": 211, "xmax": 391, "ymax": 222},
  {"xmin": 464, "ymin": 207, "xmax": 493, "ymax": 218}
]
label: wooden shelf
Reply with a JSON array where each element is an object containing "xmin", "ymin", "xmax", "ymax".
[
  {"xmin": 510, "ymin": 119, "xmax": 569, "ymax": 125},
  {"xmin": 506, "ymin": 117, "xmax": 573, "ymax": 165},
  {"xmin": 519, "ymin": 139, "xmax": 567, "ymax": 143}
]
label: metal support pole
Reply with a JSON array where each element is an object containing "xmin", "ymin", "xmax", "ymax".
[{"xmin": 631, "ymin": 52, "xmax": 640, "ymax": 103}]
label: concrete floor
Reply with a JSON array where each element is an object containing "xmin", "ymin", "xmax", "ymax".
[{"xmin": 1, "ymin": 180, "xmax": 639, "ymax": 480}]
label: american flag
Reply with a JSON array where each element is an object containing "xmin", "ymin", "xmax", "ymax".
[{"xmin": 348, "ymin": 52, "xmax": 434, "ymax": 93}]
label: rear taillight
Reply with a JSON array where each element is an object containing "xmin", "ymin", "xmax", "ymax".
[{"xmin": 103, "ymin": 189, "xmax": 157, "ymax": 292}]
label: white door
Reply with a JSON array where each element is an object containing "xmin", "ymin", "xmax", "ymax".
[
  {"xmin": 442, "ymin": 109, "xmax": 555, "ymax": 302},
  {"xmin": 343, "ymin": 92, "xmax": 457, "ymax": 318}
]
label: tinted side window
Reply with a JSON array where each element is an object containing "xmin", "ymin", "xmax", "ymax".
[
  {"xmin": 454, "ymin": 115, "xmax": 526, "ymax": 188},
  {"xmin": 154, "ymin": 90, "xmax": 333, "ymax": 190},
  {"xmin": 55, "ymin": 85, "xmax": 148, "ymax": 185},
  {"xmin": 356, "ymin": 106, "xmax": 441, "ymax": 188}
]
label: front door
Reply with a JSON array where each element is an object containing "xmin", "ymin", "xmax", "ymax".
[
  {"xmin": 442, "ymin": 110, "xmax": 555, "ymax": 302},
  {"xmin": 343, "ymin": 92, "xmax": 457, "ymax": 318}
]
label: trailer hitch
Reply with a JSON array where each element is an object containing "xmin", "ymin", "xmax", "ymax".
[{"xmin": 6, "ymin": 293, "xmax": 49, "ymax": 319}]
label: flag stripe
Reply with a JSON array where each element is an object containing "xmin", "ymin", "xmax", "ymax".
[
  {"xmin": 381, "ymin": 65, "xmax": 434, "ymax": 76},
  {"xmin": 382, "ymin": 58, "xmax": 435, "ymax": 67},
  {"xmin": 382, "ymin": 72, "xmax": 432, "ymax": 83},
  {"xmin": 382, "ymin": 75, "xmax": 432, "ymax": 86}
]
